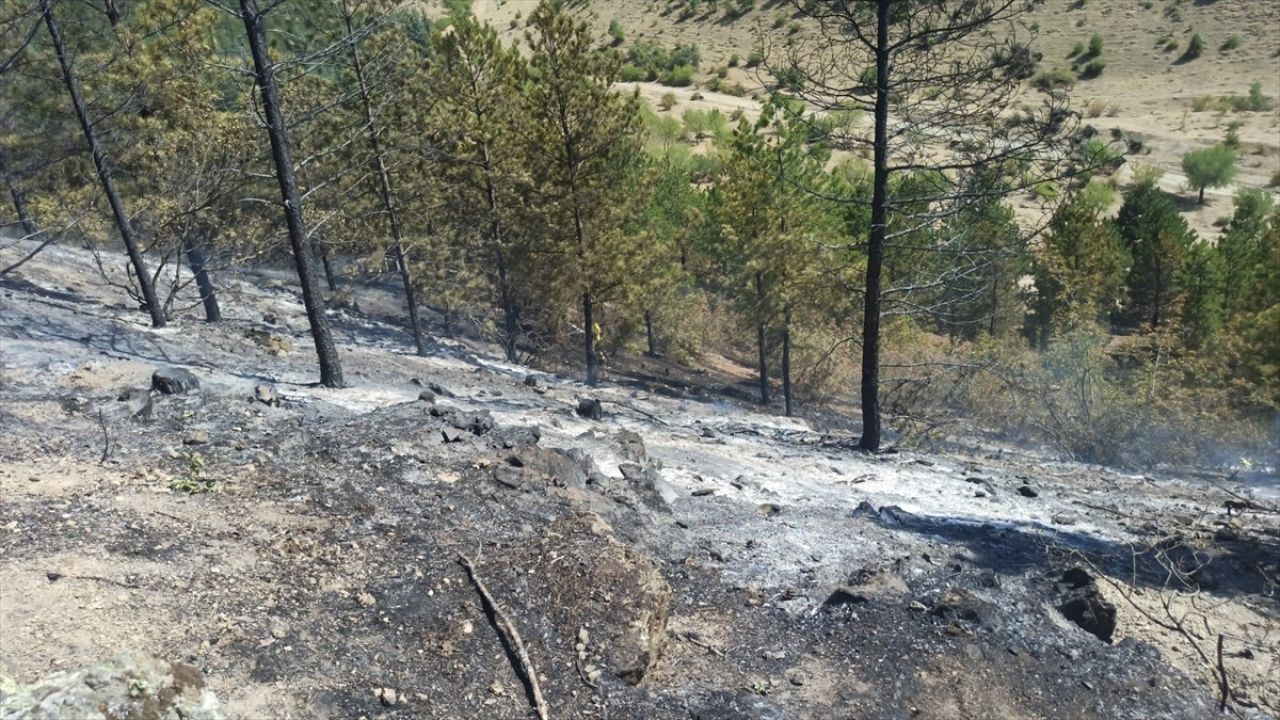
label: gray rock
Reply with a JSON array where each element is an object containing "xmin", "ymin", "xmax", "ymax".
[
  {"xmin": 183, "ymin": 430, "xmax": 210, "ymax": 446},
  {"xmin": 151, "ymin": 367, "xmax": 199, "ymax": 395},
  {"xmin": 253, "ymin": 383, "xmax": 280, "ymax": 407},
  {"xmin": 0, "ymin": 654, "xmax": 222, "ymax": 720},
  {"xmin": 116, "ymin": 387, "xmax": 153, "ymax": 419},
  {"xmin": 417, "ymin": 389, "xmax": 436, "ymax": 404}
]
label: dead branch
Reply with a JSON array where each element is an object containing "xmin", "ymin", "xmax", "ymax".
[
  {"xmin": 97, "ymin": 408, "xmax": 112, "ymax": 464},
  {"xmin": 457, "ymin": 554, "xmax": 550, "ymax": 720}
]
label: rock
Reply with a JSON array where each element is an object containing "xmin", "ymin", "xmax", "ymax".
[
  {"xmin": 756, "ymin": 503, "xmax": 782, "ymax": 518},
  {"xmin": 1017, "ymin": 485, "xmax": 1038, "ymax": 498},
  {"xmin": 117, "ymin": 387, "xmax": 153, "ymax": 419},
  {"xmin": 0, "ymin": 654, "xmax": 222, "ymax": 720},
  {"xmin": 183, "ymin": 430, "xmax": 210, "ymax": 446},
  {"xmin": 929, "ymin": 588, "xmax": 999, "ymax": 630},
  {"xmin": 375, "ymin": 688, "xmax": 397, "ymax": 707},
  {"xmin": 576, "ymin": 397, "xmax": 603, "ymax": 421},
  {"xmin": 612, "ymin": 429, "xmax": 647, "ymax": 463},
  {"xmin": 441, "ymin": 427, "xmax": 468, "ymax": 444},
  {"xmin": 245, "ymin": 329, "xmax": 292, "ymax": 357},
  {"xmin": 620, "ymin": 463, "xmax": 678, "ymax": 511},
  {"xmin": 428, "ymin": 381, "xmax": 453, "ymax": 398},
  {"xmin": 357, "ymin": 592, "xmax": 376, "ymax": 608},
  {"xmin": 431, "ymin": 406, "xmax": 495, "ymax": 436},
  {"xmin": 417, "ymin": 389, "xmax": 436, "ymax": 404},
  {"xmin": 523, "ymin": 375, "xmax": 539, "ymax": 387},
  {"xmin": 493, "ymin": 465, "xmax": 525, "ymax": 490},
  {"xmin": 152, "ymin": 367, "xmax": 199, "ymax": 395},
  {"xmin": 252, "ymin": 383, "xmax": 280, "ymax": 407},
  {"xmin": 1054, "ymin": 568, "xmax": 1116, "ymax": 643},
  {"xmin": 492, "ymin": 425, "xmax": 541, "ymax": 449},
  {"xmin": 692, "ymin": 488, "xmax": 715, "ymax": 497},
  {"xmin": 1051, "ymin": 513, "xmax": 1078, "ymax": 526}
]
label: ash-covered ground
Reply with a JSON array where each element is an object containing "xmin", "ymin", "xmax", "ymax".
[{"xmin": 1, "ymin": 241, "xmax": 1277, "ymax": 719}]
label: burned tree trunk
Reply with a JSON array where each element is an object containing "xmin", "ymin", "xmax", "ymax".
[
  {"xmin": 240, "ymin": 0, "xmax": 343, "ymax": 387},
  {"xmin": 42, "ymin": 0, "xmax": 165, "ymax": 328},
  {"xmin": 344, "ymin": 12, "xmax": 427, "ymax": 356},
  {"xmin": 755, "ymin": 272, "xmax": 770, "ymax": 406},
  {"xmin": 782, "ymin": 303, "xmax": 793, "ymax": 417},
  {"xmin": 1, "ymin": 149, "xmax": 38, "ymax": 239},
  {"xmin": 182, "ymin": 230, "xmax": 220, "ymax": 322}
]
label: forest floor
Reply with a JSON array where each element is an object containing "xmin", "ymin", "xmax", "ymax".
[{"xmin": 1, "ymin": 240, "xmax": 1278, "ymax": 719}]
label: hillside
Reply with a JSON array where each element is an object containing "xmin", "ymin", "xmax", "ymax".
[
  {"xmin": 2, "ymin": 239, "xmax": 1278, "ymax": 718},
  {"xmin": 472, "ymin": 0, "xmax": 1280, "ymax": 236}
]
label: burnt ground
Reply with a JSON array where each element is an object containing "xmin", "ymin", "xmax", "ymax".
[{"xmin": 1, "ymin": 242, "xmax": 1278, "ymax": 720}]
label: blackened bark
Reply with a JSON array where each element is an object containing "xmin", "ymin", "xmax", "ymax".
[
  {"xmin": 42, "ymin": 0, "xmax": 165, "ymax": 328},
  {"xmin": 182, "ymin": 233, "xmax": 220, "ymax": 322},
  {"xmin": 644, "ymin": 311, "xmax": 656, "ymax": 357},
  {"xmin": 782, "ymin": 303, "xmax": 792, "ymax": 417},
  {"xmin": 858, "ymin": 0, "xmax": 890, "ymax": 452},
  {"xmin": 583, "ymin": 289, "xmax": 598, "ymax": 386},
  {"xmin": 0, "ymin": 150, "xmax": 37, "ymax": 238},
  {"xmin": 345, "ymin": 14, "xmax": 426, "ymax": 356},
  {"xmin": 240, "ymin": 0, "xmax": 343, "ymax": 387},
  {"xmin": 320, "ymin": 249, "xmax": 337, "ymax": 292},
  {"xmin": 755, "ymin": 272, "xmax": 769, "ymax": 406},
  {"xmin": 496, "ymin": 253, "xmax": 519, "ymax": 361}
]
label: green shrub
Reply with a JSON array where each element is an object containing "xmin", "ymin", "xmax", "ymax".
[
  {"xmin": 728, "ymin": 52, "xmax": 740, "ymax": 67},
  {"xmin": 608, "ymin": 19, "xmax": 625, "ymax": 45},
  {"xmin": 660, "ymin": 64, "xmax": 696, "ymax": 87},
  {"xmin": 1078, "ymin": 58, "xmax": 1106, "ymax": 79},
  {"xmin": 715, "ymin": 65, "xmax": 728, "ymax": 79},
  {"xmin": 619, "ymin": 63, "xmax": 646, "ymax": 82},
  {"xmin": 1088, "ymin": 33, "xmax": 1103, "ymax": 57},
  {"xmin": 1220, "ymin": 34, "xmax": 1241, "ymax": 52},
  {"xmin": 658, "ymin": 91, "xmax": 677, "ymax": 111},
  {"xmin": 1068, "ymin": 41, "xmax": 1085, "ymax": 58},
  {"xmin": 1183, "ymin": 32, "xmax": 1204, "ymax": 60},
  {"xmin": 745, "ymin": 48, "xmax": 764, "ymax": 67}
]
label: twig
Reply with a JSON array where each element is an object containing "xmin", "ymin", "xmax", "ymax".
[
  {"xmin": 45, "ymin": 571, "xmax": 140, "ymax": 590},
  {"xmin": 97, "ymin": 409, "xmax": 112, "ymax": 464},
  {"xmin": 603, "ymin": 400, "xmax": 666, "ymax": 426},
  {"xmin": 1216, "ymin": 634, "xmax": 1231, "ymax": 713},
  {"xmin": 458, "ymin": 554, "xmax": 550, "ymax": 720}
]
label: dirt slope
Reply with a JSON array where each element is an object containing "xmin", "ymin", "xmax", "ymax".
[{"xmin": 2, "ymin": 239, "xmax": 1277, "ymax": 719}]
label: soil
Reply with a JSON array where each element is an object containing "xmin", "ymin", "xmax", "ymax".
[{"xmin": 2, "ymin": 240, "xmax": 1278, "ymax": 719}]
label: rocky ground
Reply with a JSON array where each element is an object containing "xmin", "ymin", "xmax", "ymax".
[{"xmin": 1, "ymin": 241, "xmax": 1278, "ymax": 719}]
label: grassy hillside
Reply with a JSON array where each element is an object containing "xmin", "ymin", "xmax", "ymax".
[{"xmin": 469, "ymin": 0, "xmax": 1279, "ymax": 235}]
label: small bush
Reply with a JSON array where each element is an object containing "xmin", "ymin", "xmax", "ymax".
[
  {"xmin": 1084, "ymin": 98, "xmax": 1108, "ymax": 117},
  {"xmin": 658, "ymin": 92, "xmax": 677, "ymax": 111},
  {"xmin": 619, "ymin": 64, "xmax": 646, "ymax": 82},
  {"xmin": 1182, "ymin": 32, "xmax": 1204, "ymax": 61},
  {"xmin": 771, "ymin": 13, "xmax": 785, "ymax": 29},
  {"xmin": 1269, "ymin": 170, "xmax": 1280, "ymax": 188},
  {"xmin": 728, "ymin": 52, "xmax": 740, "ymax": 67},
  {"xmin": 1088, "ymin": 33, "xmax": 1104, "ymax": 57},
  {"xmin": 1068, "ymin": 41, "xmax": 1085, "ymax": 58},
  {"xmin": 1032, "ymin": 67, "xmax": 1075, "ymax": 92},
  {"xmin": 1078, "ymin": 58, "xmax": 1106, "ymax": 79},
  {"xmin": 659, "ymin": 64, "xmax": 696, "ymax": 87},
  {"xmin": 745, "ymin": 48, "xmax": 764, "ymax": 67},
  {"xmin": 715, "ymin": 65, "xmax": 728, "ymax": 79},
  {"xmin": 608, "ymin": 19, "xmax": 625, "ymax": 45},
  {"xmin": 1220, "ymin": 34, "xmax": 1241, "ymax": 52}
]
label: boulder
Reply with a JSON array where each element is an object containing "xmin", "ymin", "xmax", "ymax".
[
  {"xmin": 619, "ymin": 462, "xmax": 678, "ymax": 511},
  {"xmin": 430, "ymin": 406, "xmax": 494, "ymax": 436},
  {"xmin": 151, "ymin": 367, "xmax": 199, "ymax": 395},
  {"xmin": 0, "ymin": 654, "xmax": 222, "ymax": 720},
  {"xmin": 576, "ymin": 398, "xmax": 603, "ymax": 421}
]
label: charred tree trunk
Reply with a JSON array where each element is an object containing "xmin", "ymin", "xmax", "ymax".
[
  {"xmin": 782, "ymin": 303, "xmax": 792, "ymax": 417},
  {"xmin": 182, "ymin": 231, "xmax": 220, "ymax": 322},
  {"xmin": 496, "ymin": 252, "xmax": 519, "ymax": 362},
  {"xmin": 240, "ymin": 0, "xmax": 343, "ymax": 387},
  {"xmin": 0, "ymin": 150, "xmax": 38, "ymax": 239},
  {"xmin": 858, "ymin": 0, "xmax": 890, "ymax": 452},
  {"xmin": 644, "ymin": 311, "xmax": 656, "ymax": 357},
  {"xmin": 42, "ymin": 0, "xmax": 165, "ymax": 328},
  {"xmin": 755, "ymin": 272, "xmax": 770, "ymax": 406},
  {"xmin": 345, "ymin": 13, "xmax": 426, "ymax": 356},
  {"xmin": 583, "ymin": 289, "xmax": 598, "ymax": 385},
  {"xmin": 320, "ymin": 249, "xmax": 337, "ymax": 292}
]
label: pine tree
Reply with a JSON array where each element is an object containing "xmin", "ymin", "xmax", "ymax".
[
  {"xmin": 520, "ymin": 0, "xmax": 644, "ymax": 385},
  {"xmin": 1115, "ymin": 179, "xmax": 1196, "ymax": 330}
]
